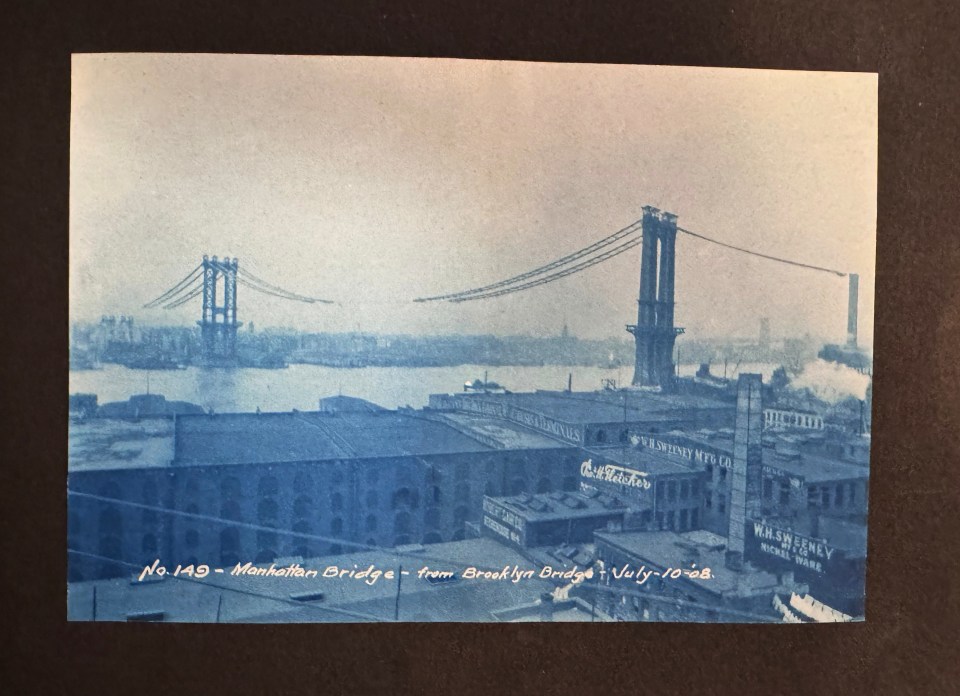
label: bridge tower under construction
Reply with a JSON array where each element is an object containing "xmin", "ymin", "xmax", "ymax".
[
  {"xmin": 627, "ymin": 206, "xmax": 684, "ymax": 390},
  {"xmin": 199, "ymin": 255, "xmax": 242, "ymax": 365}
]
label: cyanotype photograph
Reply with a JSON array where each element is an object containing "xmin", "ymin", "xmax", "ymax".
[{"xmin": 67, "ymin": 54, "xmax": 877, "ymax": 623}]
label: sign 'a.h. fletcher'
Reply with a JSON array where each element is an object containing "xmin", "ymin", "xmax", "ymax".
[{"xmin": 580, "ymin": 459, "xmax": 652, "ymax": 490}]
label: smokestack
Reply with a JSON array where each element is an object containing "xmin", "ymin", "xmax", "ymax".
[
  {"xmin": 759, "ymin": 318, "xmax": 770, "ymax": 350},
  {"xmin": 726, "ymin": 373, "xmax": 764, "ymax": 571},
  {"xmin": 846, "ymin": 274, "xmax": 859, "ymax": 349}
]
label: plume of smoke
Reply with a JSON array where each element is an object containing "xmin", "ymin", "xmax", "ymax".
[{"xmin": 791, "ymin": 359, "xmax": 870, "ymax": 404}]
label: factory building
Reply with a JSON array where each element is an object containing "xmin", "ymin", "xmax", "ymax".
[
  {"xmin": 470, "ymin": 375, "xmax": 869, "ymax": 618},
  {"xmin": 68, "ymin": 404, "xmax": 585, "ymax": 582}
]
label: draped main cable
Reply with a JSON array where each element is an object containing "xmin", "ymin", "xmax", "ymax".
[
  {"xmin": 451, "ymin": 235, "xmax": 644, "ymax": 302},
  {"xmin": 234, "ymin": 265, "xmax": 333, "ymax": 304},
  {"xmin": 143, "ymin": 264, "xmax": 203, "ymax": 308},
  {"xmin": 414, "ymin": 213, "xmax": 850, "ymax": 304},
  {"xmin": 414, "ymin": 218, "xmax": 643, "ymax": 303},
  {"xmin": 144, "ymin": 259, "xmax": 334, "ymax": 311}
]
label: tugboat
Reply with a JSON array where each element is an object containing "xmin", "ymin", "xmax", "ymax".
[
  {"xmin": 464, "ymin": 371, "xmax": 509, "ymax": 394},
  {"xmin": 125, "ymin": 355, "xmax": 186, "ymax": 370}
]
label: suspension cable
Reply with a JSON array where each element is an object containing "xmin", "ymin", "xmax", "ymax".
[
  {"xmin": 143, "ymin": 264, "xmax": 203, "ymax": 308},
  {"xmin": 415, "ymin": 218, "xmax": 643, "ymax": 302}
]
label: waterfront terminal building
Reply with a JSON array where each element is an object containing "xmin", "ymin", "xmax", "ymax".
[{"xmin": 68, "ymin": 376, "xmax": 868, "ymax": 621}]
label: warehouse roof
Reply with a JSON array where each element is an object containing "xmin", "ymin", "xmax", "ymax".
[
  {"xmin": 69, "ymin": 418, "xmax": 175, "ymax": 472},
  {"xmin": 436, "ymin": 389, "xmax": 734, "ymax": 426},
  {"xmin": 173, "ymin": 410, "xmax": 495, "ymax": 465}
]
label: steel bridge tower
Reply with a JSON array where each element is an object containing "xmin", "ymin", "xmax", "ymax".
[
  {"xmin": 627, "ymin": 207, "xmax": 684, "ymax": 390},
  {"xmin": 198, "ymin": 255, "xmax": 241, "ymax": 366}
]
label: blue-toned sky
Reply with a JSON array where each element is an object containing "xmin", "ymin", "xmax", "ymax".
[{"xmin": 71, "ymin": 55, "xmax": 877, "ymax": 345}]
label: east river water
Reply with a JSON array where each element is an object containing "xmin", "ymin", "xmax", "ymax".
[{"xmin": 69, "ymin": 362, "xmax": 778, "ymax": 413}]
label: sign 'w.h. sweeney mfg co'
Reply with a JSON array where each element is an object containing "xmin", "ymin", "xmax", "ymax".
[{"xmin": 747, "ymin": 521, "xmax": 841, "ymax": 575}]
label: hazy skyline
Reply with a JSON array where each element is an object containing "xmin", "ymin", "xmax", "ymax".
[{"xmin": 70, "ymin": 55, "xmax": 877, "ymax": 346}]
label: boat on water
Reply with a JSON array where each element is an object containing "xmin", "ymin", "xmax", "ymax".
[
  {"xmin": 124, "ymin": 356, "xmax": 187, "ymax": 370},
  {"xmin": 464, "ymin": 371, "xmax": 509, "ymax": 394}
]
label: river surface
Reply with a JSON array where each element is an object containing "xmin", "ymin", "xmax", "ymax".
[{"xmin": 69, "ymin": 362, "xmax": 779, "ymax": 413}]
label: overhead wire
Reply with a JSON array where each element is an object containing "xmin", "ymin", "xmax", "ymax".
[
  {"xmin": 68, "ymin": 489, "xmax": 520, "ymax": 575},
  {"xmin": 677, "ymin": 226, "xmax": 847, "ymax": 277},
  {"xmin": 68, "ymin": 548, "xmax": 387, "ymax": 622},
  {"xmin": 68, "ymin": 493, "xmax": 784, "ymax": 622}
]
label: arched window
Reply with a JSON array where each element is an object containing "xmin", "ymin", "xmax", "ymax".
[
  {"xmin": 394, "ymin": 511, "xmax": 412, "ymax": 535},
  {"xmin": 293, "ymin": 495, "xmax": 313, "ymax": 519},
  {"xmin": 293, "ymin": 471, "xmax": 313, "ymax": 492},
  {"xmin": 142, "ymin": 480, "xmax": 158, "ymax": 504},
  {"xmin": 258, "ymin": 476, "xmax": 279, "ymax": 497},
  {"xmin": 98, "ymin": 481, "xmax": 122, "ymax": 499},
  {"xmin": 255, "ymin": 549, "xmax": 276, "ymax": 564},
  {"xmin": 391, "ymin": 488, "xmax": 419, "ymax": 510},
  {"xmin": 141, "ymin": 508, "xmax": 158, "ymax": 527},
  {"xmin": 220, "ymin": 527, "xmax": 240, "ymax": 566},
  {"xmin": 141, "ymin": 533, "xmax": 158, "ymax": 554},
  {"xmin": 98, "ymin": 535, "xmax": 123, "ymax": 576},
  {"xmin": 595, "ymin": 430, "xmax": 607, "ymax": 443},
  {"xmin": 98, "ymin": 507, "xmax": 122, "ymax": 535},
  {"xmin": 68, "ymin": 511, "xmax": 82, "ymax": 538},
  {"xmin": 257, "ymin": 531, "xmax": 278, "ymax": 549},
  {"xmin": 221, "ymin": 500, "xmax": 242, "ymax": 521},
  {"xmin": 430, "ymin": 485, "xmax": 442, "ymax": 504},
  {"xmin": 257, "ymin": 498, "xmax": 278, "ymax": 522},
  {"xmin": 184, "ymin": 476, "xmax": 200, "ymax": 495},
  {"xmin": 221, "ymin": 476, "xmax": 241, "ymax": 500}
]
